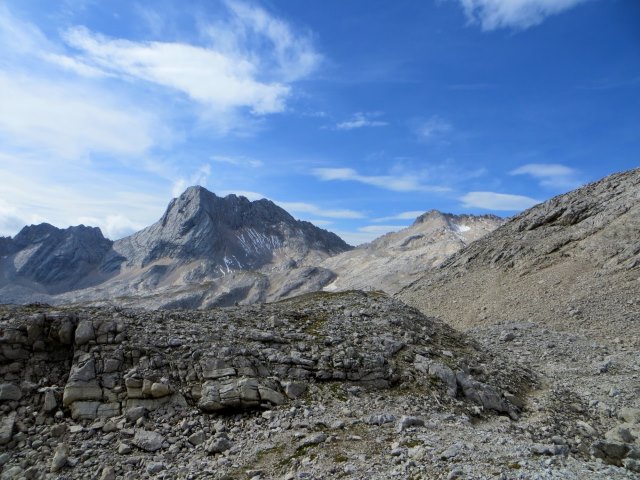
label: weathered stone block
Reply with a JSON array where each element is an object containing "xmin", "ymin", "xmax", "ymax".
[
  {"xmin": 63, "ymin": 383, "xmax": 103, "ymax": 406},
  {"xmin": 0, "ymin": 383, "xmax": 22, "ymax": 401}
]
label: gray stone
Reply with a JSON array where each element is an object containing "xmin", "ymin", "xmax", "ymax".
[
  {"xmin": 428, "ymin": 363, "xmax": 457, "ymax": 397},
  {"xmin": 0, "ymin": 411, "xmax": 16, "ymax": 446},
  {"xmin": 592, "ymin": 440, "xmax": 629, "ymax": 463},
  {"xmin": 299, "ymin": 432, "xmax": 327, "ymax": 448},
  {"xmin": 62, "ymin": 383, "xmax": 102, "ymax": 406},
  {"xmin": 70, "ymin": 401, "xmax": 101, "ymax": 420},
  {"xmin": 620, "ymin": 408, "xmax": 640, "ymax": 424},
  {"xmin": 189, "ymin": 430, "xmax": 206, "ymax": 446},
  {"xmin": 456, "ymin": 372, "xmax": 508, "ymax": 413},
  {"xmin": 99, "ymin": 466, "xmax": 116, "ymax": 480},
  {"xmin": 0, "ymin": 466, "xmax": 22, "ymax": 480},
  {"xmin": 366, "ymin": 413, "xmax": 396, "ymax": 426},
  {"xmin": 50, "ymin": 444, "xmax": 69, "ymax": 473},
  {"xmin": 146, "ymin": 462, "xmax": 165, "ymax": 474},
  {"xmin": 282, "ymin": 381, "xmax": 307, "ymax": 399},
  {"xmin": 499, "ymin": 331, "xmax": 515, "ymax": 342},
  {"xmin": 150, "ymin": 382, "xmax": 171, "ymax": 398},
  {"xmin": 43, "ymin": 389, "xmax": 57, "ymax": 412},
  {"xmin": 133, "ymin": 430, "xmax": 166, "ymax": 452},
  {"xmin": 206, "ymin": 437, "xmax": 232, "ymax": 454},
  {"xmin": 623, "ymin": 458, "xmax": 640, "ymax": 473},
  {"xmin": 440, "ymin": 442, "xmax": 464, "ymax": 460},
  {"xmin": 75, "ymin": 320, "xmax": 95, "ymax": 345},
  {"xmin": 397, "ymin": 415, "xmax": 425, "ymax": 432},
  {"xmin": 126, "ymin": 406, "xmax": 148, "ymax": 422},
  {"xmin": 0, "ymin": 383, "xmax": 22, "ymax": 401},
  {"xmin": 118, "ymin": 443, "xmax": 133, "ymax": 455}
]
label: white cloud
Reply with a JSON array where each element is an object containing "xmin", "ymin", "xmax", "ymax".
[
  {"xmin": 211, "ymin": 155, "xmax": 264, "ymax": 168},
  {"xmin": 461, "ymin": 191, "xmax": 540, "ymax": 211},
  {"xmin": 0, "ymin": 153, "xmax": 169, "ymax": 239},
  {"xmin": 0, "ymin": 72, "xmax": 156, "ymax": 159},
  {"xmin": 78, "ymin": 214, "xmax": 145, "ymax": 240},
  {"xmin": 455, "ymin": 0, "xmax": 591, "ymax": 31},
  {"xmin": 312, "ymin": 167, "xmax": 450, "ymax": 193},
  {"xmin": 373, "ymin": 211, "xmax": 425, "ymax": 222},
  {"xmin": 276, "ymin": 201, "xmax": 364, "ymax": 219},
  {"xmin": 172, "ymin": 164, "xmax": 212, "ymax": 197},
  {"xmin": 61, "ymin": 1, "xmax": 320, "ymax": 119},
  {"xmin": 510, "ymin": 163, "xmax": 582, "ymax": 189},
  {"xmin": 336, "ymin": 112, "xmax": 388, "ymax": 130},
  {"xmin": 416, "ymin": 116, "xmax": 452, "ymax": 142}
]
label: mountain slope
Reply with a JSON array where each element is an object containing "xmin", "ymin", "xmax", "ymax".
[
  {"xmin": 0, "ymin": 223, "xmax": 113, "ymax": 298},
  {"xmin": 0, "ymin": 187, "xmax": 352, "ymax": 308},
  {"xmin": 321, "ymin": 211, "xmax": 503, "ymax": 294},
  {"xmin": 398, "ymin": 168, "xmax": 640, "ymax": 335}
]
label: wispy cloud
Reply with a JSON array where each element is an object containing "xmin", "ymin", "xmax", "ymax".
[
  {"xmin": 415, "ymin": 116, "xmax": 452, "ymax": 142},
  {"xmin": 276, "ymin": 201, "xmax": 365, "ymax": 219},
  {"xmin": 55, "ymin": 1, "xmax": 320, "ymax": 126},
  {"xmin": 373, "ymin": 211, "xmax": 424, "ymax": 222},
  {"xmin": 336, "ymin": 112, "xmax": 388, "ymax": 130},
  {"xmin": 0, "ymin": 72, "xmax": 156, "ymax": 159},
  {"xmin": 312, "ymin": 167, "xmax": 450, "ymax": 193},
  {"xmin": 172, "ymin": 164, "xmax": 212, "ymax": 197},
  {"xmin": 461, "ymin": 191, "xmax": 540, "ymax": 211},
  {"xmin": 211, "ymin": 155, "xmax": 264, "ymax": 168},
  {"xmin": 454, "ymin": 0, "xmax": 591, "ymax": 31},
  {"xmin": 510, "ymin": 163, "xmax": 582, "ymax": 189}
]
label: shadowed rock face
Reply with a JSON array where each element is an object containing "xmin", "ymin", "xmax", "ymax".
[
  {"xmin": 0, "ymin": 223, "xmax": 113, "ymax": 293},
  {"xmin": 398, "ymin": 167, "xmax": 640, "ymax": 334}
]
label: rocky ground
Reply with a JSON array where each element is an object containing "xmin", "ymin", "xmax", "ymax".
[{"xmin": 1, "ymin": 291, "xmax": 638, "ymax": 479}]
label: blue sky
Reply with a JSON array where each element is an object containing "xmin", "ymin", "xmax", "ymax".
[{"xmin": 0, "ymin": 0, "xmax": 638, "ymax": 244}]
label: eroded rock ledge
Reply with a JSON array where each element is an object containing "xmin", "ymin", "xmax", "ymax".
[{"xmin": 0, "ymin": 291, "xmax": 536, "ymax": 478}]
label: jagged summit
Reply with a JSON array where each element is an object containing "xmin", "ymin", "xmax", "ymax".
[
  {"xmin": 413, "ymin": 210, "xmax": 503, "ymax": 227},
  {"xmin": 160, "ymin": 187, "xmax": 296, "ymax": 231},
  {"xmin": 114, "ymin": 186, "xmax": 350, "ymax": 271}
]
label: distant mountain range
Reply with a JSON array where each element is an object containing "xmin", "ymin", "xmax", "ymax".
[{"xmin": 0, "ymin": 186, "xmax": 502, "ymax": 308}]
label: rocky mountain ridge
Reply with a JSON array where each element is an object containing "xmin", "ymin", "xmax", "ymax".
[
  {"xmin": 0, "ymin": 188, "xmax": 352, "ymax": 308},
  {"xmin": 322, "ymin": 210, "xmax": 503, "ymax": 294},
  {"xmin": 398, "ymin": 167, "xmax": 640, "ymax": 336},
  {"xmin": 0, "ymin": 187, "xmax": 501, "ymax": 309}
]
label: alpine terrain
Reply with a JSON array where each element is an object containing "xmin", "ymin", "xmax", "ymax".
[{"xmin": 0, "ymin": 169, "xmax": 639, "ymax": 479}]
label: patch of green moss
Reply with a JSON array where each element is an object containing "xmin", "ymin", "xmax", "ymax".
[{"xmin": 334, "ymin": 453, "xmax": 349, "ymax": 463}]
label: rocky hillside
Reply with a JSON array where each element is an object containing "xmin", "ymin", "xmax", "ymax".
[
  {"xmin": 0, "ymin": 291, "xmax": 536, "ymax": 479},
  {"xmin": 398, "ymin": 168, "xmax": 640, "ymax": 336},
  {"xmin": 2, "ymin": 291, "xmax": 638, "ymax": 479},
  {"xmin": 0, "ymin": 187, "xmax": 352, "ymax": 308},
  {"xmin": 322, "ymin": 211, "xmax": 503, "ymax": 294}
]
